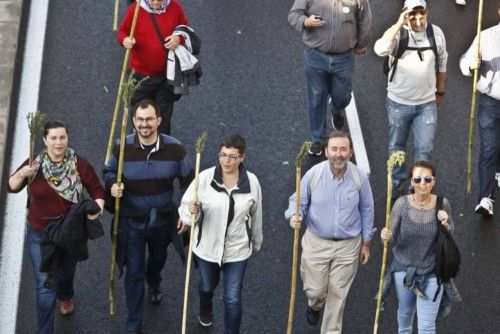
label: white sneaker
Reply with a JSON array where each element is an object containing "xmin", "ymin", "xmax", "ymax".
[
  {"xmin": 496, "ymin": 173, "xmax": 500, "ymax": 188},
  {"xmin": 475, "ymin": 197, "xmax": 494, "ymax": 216},
  {"xmin": 455, "ymin": 0, "xmax": 466, "ymax": 5}
]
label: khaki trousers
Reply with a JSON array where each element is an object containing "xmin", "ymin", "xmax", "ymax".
[{"xmin": 300, "ymin": 229, "xmax": 361, "ymax": 334}]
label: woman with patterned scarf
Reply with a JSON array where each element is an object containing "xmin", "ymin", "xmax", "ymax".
[
  {"xmin": 7, "ymin": 120, "xmax": 105, "ymax": 334},
  {"xmin": 119, "ymin": 0, "xmax": 190, "ymax": 135}
]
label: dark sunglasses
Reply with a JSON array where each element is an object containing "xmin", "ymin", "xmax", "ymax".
[{"xmin": 412, "ymin": 176, "xmax": 434, "ymax": 184}]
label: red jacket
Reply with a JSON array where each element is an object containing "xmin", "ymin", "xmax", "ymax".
[{"xmin": 117, "ymin": 1, "xmax": 189, "ymax": 76}]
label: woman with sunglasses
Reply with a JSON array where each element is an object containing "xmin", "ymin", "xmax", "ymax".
[
  {"xmin": 380, "ymin": 161, "xmax": 454, "ymax": 333},
  {"xmin": 179, "ymin": 134, "xmax": 262, "ymax": 333}
]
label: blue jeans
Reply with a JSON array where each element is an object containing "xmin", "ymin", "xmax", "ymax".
[
  {"xmin": 477, "ymin": 93, "xmax": 500, "ymax": 200},
  {"xmin": 304, "ymin": 47, "xmax": 354, "ymax": 142},
  {"xmin": 27, "ymin": 225, "xmax": 76, "ymax": 334},
  {"xmin": 123, "ymin": 219, "xmax": 171, "ymax": 331},
  {"xmin": 394, "ymin": 272, "xmax": 443, "ymax": 334},
  {"xmin": 196, "ymin": 256, "xmax": 248, "ymax": 334},
  {"xmin": 387, "ymin": 98, "xmax": 437, "ymax": 192}
]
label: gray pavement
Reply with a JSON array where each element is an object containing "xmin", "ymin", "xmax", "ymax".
[{"xmin": 0, "ymin": 0, "xmax": 23, "ymax": 187}]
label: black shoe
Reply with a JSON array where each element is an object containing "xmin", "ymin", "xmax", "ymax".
[
  {"xmin": 308, "ymin": 141, "xmax": 323, "ymax": 156},
  {"xmin": 198, "ymin": 314, "xmax": 213, "ymax": 327},
  {"xmin": 147, "ymin": 287, "xmax": 162, "ymax": 304},
  {"xmin": 332, "ymin": 110, "xmax": 345, "ymax": 131},
  {"xmin": 199, "ymin": 296, "xmax": 213, "ymax": 327},
  {"xmin": 306, "ymin": 306, "xmax": 320, "ymax": 325},
  {"xmin": 127, "ymin": 330, "xmax": 142, "ymax": 334}
]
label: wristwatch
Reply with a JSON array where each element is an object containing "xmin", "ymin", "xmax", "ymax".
[{"xmin": 435, "ymin": 91, "xmax": 445, "ymax": 97}]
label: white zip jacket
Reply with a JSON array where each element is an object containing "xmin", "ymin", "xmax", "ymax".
[{"xmin": 179, "ymin": 164, "xmax": 263, "ymax": 265}]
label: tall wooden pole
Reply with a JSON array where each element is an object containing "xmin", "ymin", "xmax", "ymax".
[
  {"xmin": 105, "ymin": 0, "xmax": 141, "ymax": 165},
  {"xmin": 181, "ymin": 132, "xmax": 208, "ymax": 334},
  {"xmin": 373, "ymin": 151, "xmax": 405, "ymax": 334},
  {"xmin": 287, "ymin": 141, "xmax": 311, "ymax": 334},
  {"xmin": 108, "ymin": 73, "xmax": 143, "ymax": 315},
  {"xmin": 466, "ymin": 0, "xmax": 484, "ymax": 193}
]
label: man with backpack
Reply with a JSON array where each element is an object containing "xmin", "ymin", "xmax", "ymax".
[
  {"xmin": 285, "ymin": 131, "xmax": 374, "ymax": 333},
  {"xmin": 374, "ymin": 0, "xmax": 448, "ymax": 201}
]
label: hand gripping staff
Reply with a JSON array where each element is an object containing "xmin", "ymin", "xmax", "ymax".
[
  {"xmin": 466, "ymin": 0, "xmax": 484, "ymax": 193},
  {"xmin": 108, "ymin": 73, "xmax": 144, "ymax": 315},
  {"xmin": 287, "ymin": 141, "xmax": 311, "ymax": 334},
  {"xmin": 105, "ymin": 0, "xmax": 141, "ymax": 166},
  {"xmin": 182, "ymin": 132, "xmax": 208, "ymax": 334},
  {"xmin": 373, "ymin": 150, "xmax": 405, "ymax": 334}
]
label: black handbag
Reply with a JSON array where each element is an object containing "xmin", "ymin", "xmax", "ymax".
[{"xmin": 433, "ymin": 196, "xmax": 461, "ymax": 300}]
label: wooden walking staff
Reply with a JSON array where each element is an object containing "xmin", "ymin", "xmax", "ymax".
[
  {"xmin": 466, "ymin": 0, "xmax": 485, "ymax": 193},
  {"xmin": 113, "ymin": 0, "xmax": 120, "ymax": 31},
  {"xmin": 108, "ymin": 73, "xmax": 144, "ymax": 315},
  {"xmin": 286, "ymin": 141, "xmax": 311, "ymax": 334},
  {"xmin": 182, "ymin": 132, "xmax": 208, "ymax": 334},
  {"xmin": 105, "ymin": 0, "xmax": 141, "ymax": 165},
  {"xmin": 373, "ymin": 150, "xmax": 405, "ymax": 334}
]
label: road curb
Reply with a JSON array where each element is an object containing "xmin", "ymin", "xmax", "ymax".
[{"xmin": 0, "ymin": 0, "xmax": 24, "ymax": 187}]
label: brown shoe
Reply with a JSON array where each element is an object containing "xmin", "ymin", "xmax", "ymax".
[{"xmin": 57, "ymin": 299, "xmax": 74, "ymax": 315}]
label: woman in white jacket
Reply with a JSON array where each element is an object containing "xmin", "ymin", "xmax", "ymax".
[{"xmin": 179, "ymin": 134, "xmax": 262, "ymax": 334}]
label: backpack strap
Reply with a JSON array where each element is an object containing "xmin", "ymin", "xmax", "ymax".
[
  {"xmin": 426, "ymin": 23, "xmax": 439, "ymax": 73},
  {"xmin": 347, "ymin": 161, "xmax": 361, "ymax": 192},
  {"xmin": 388, "ymin": 28, "xmax": 409, "ymax": 82},
  {"xmin": 310, "ymin": 160, "xmax": 327, "ymax": 193}
]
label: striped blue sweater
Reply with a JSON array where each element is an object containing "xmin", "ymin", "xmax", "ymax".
[{"xmin": 103, "ymin": 133, "xmax": 194, "ymax": 216}]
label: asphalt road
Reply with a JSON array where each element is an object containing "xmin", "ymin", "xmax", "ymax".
[{"xmin": 3, "ymin": 0, "xmax": 500, "ymax": 333}]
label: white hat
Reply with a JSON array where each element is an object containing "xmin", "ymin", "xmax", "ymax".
[{"xmin": 404, "ymin": 0, "xmax": 427, "ymax": 10}]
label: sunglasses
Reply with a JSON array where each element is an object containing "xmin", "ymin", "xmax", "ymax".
[{"xmin": 412, "ymin": 176, "xmax": 434, "ymax": 184}]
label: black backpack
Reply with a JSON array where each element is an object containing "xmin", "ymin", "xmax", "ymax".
[
  {"xmin": 383, "ymin": 24, "xmax": 438, "ymax": 83},
  {"xmin": 433, "ymin": 196, "xmax": 461, "ymax": 301}
]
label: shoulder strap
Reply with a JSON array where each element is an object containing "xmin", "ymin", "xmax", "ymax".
[
  {"xmin": 389, "ymin": 28, "xmax": 409, "ymax": 82},
  {"xmin": 347, "ymin": 161, "xmax": 361, "ymax": 192},
  {"xmin": 426, "ymin": 23, "xmax": 439, "ymax": 73},
  {"xmin": 149, "ymin": 13, "xmax": 168, "ymax": 56},
  {"xmin": 435, "ymin": 195, "xmax": 444, "ymax": 224},
  {"xmin": 426, "ymin": 24, "xmax": 438, "ymax": 58},
  {"xmin": 310, "ymin": 161, "xmax": 327, "ymax": 193}
]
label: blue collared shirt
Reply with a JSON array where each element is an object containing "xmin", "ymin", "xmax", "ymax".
[{"xmin": 285, "ymin": 161, "xmax": 374, "ymax": 241}]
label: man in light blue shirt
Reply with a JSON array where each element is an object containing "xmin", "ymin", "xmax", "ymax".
[{"xmin": 285, "ymin": 131, "xmax": 374, "ymax": 333}]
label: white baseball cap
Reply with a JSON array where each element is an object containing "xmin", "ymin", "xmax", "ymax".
[{"xmin": 403, "ymin": 0, "xmax": 427, "ymax": 10}]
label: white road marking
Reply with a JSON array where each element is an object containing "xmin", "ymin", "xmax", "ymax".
[
  {"xmin": 0, "ymin": 0, "xmax": 49, "ymax": 332},
  {"xmin": 346, "ymin": 93, "xmax": 371, "ymax": 176}
]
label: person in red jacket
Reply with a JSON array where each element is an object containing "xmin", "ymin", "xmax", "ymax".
[
  {"xmin": 118, "ymin": 0, "xmax": 189, "ymax": 135},
  {"xmin": 7, "ymin": 120, "xmax": 105, "ymax": 334}
]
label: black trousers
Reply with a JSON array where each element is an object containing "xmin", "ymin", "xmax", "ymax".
[{"xmin": 130, "ymin": 72, "xmax": 177, "ymax": 135}]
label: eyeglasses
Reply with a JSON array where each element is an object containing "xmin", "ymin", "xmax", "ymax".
[
  {"xmin": 409, "ymin": 10, "xmax": 427, "ymax": 17},
  {"xmin": 135, "ymin": 117, "xmax": 157, "ymax": 124},
  {"xmin": 218, "ymin": 152, "xmax": 241, "ymax": 161},
  {"xmin": 412, "ymin": 176, "xmax": 434, "ymax": 184}
]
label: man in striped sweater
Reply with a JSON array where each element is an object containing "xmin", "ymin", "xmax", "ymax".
[{"xmin": 103, "ymin": 99, "xmax": 194, "ymax": 334}]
